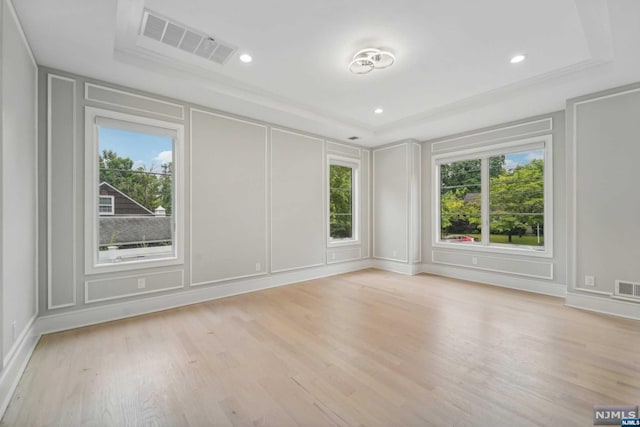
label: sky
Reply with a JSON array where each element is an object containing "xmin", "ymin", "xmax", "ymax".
[
  {"xmin": 504, "ymin": 149, "xmax": 543, "ymax": 171},
  {"xmin": 99, "ymin": 127, "xmax": 173, "ymax": 172}
]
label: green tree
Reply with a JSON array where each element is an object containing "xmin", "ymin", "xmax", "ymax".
[
  {"xmin": 99, "ymin": 150, "xmax": 135, "ymax": 191},
  {"xmin": 440, "ymin": 156, "xmax": 504, "ymax": 196},
  {"xmin": 489, "ymin": 159, "xmax": 544, "ymax": 243},
  {"xmin": 440, "ymin": 190, "xmax": 481, "ymax": 234},
  {"xmin": 329, "ymin": 165, "xmax": 353, "ymax": 238},
  {"xmin": 440, "ymin": 159, "xmax": 481, "ymax": 194},
  {"xmin": 440, "ymin": 158, "xmax": 486, "ymax": 235}
]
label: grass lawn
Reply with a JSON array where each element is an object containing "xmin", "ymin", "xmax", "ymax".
[{"xmin": 468, "ymin": 234, "xmax": 544, "ymax": 246}]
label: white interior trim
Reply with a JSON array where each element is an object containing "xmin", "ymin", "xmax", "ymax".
[
  {"xmin": 47, "ymin": 74, "xmax": 77, "ymax": 310},
  {"xmin": 84, "ymin": 107, "xmax": 185, "ymax": 275},
  {"xmin": 0, "ymin": 315, "xmax": 38, "ymax": 421},
  {"xmin": 327, "ymin": 154, "xmax": 360, "ymax": 247},
  {"xmin": 423, "ymin": 263, "xmax": 566, "ymax": 298},
  {"xmin": 431, "ymin": 251, "xmax": 554, "ymax": 280},
  {"xmin": 269, "ymin": 127, "xmax": 325, "ymax": 273},
  {"xmin": 432, "ymin": 134, "xmax": 553, "ymax": 259},
  {"xmin": 431, "ymin": 118, "xmax": 552, "ymax": 153},
  {"xmin": 326, "ymin": 140, "xmax": 361, "ymax": 157},
  {"xmin": 568, "ymin": 87, "xmax": 640, "ymax": 292},
  {"xmin": 372, "ymin": 143, "xmax": 410, "ymax": 263},
  {"xmin": 40, "ymin": 259, "xmax": 373, "ymax": 335},
  {"xmin": 364, "ymin": 149, "xmax": 371, "ymax": 258},
  {"xmin": 85, "ymin": 82, "xmax": 185, "ymax": 120},
  {"xmin": 189, "ymin": 107, "xmax": 269, "ymax": 283},
  {"xmin": 84, "ymin": 269, "xmax": 185, "ymax": 304},
  {"xmin": 566, "ymin": 292, "xmax": 640, "ymax": 321}
]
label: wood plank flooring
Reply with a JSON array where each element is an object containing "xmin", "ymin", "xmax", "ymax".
[{"xmin": 3, "ymin": 269, "xmax": 640, "ymax": 426}]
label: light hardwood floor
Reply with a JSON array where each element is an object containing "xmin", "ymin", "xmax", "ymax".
[{"xmin": 3, "ymin": 269, "xmax": 639, "ymax": 426}]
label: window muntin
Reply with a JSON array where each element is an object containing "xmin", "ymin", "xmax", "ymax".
[
  {"xmin": 98, "ymin": 196, "xmax": 114, "ymax": 215},
  {"xmin": 328, "ymin": 157, "xmax": 359, "ymax": 244},
  {"xmin": 85, "ymin": 107, "xmax": 183, "ymax": 273},
  {"xmin": 435, "ymin": 137, "xmax": 551, "ymax": 254}
]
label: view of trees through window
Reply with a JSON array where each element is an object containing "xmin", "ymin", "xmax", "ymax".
[
  {"xmin": 440, "ymin": 148, "xmax": 545, "ymax": 247},
  {"xmin": 329, "ymin": 164, "xmax": 353, "ymax": 239},
  {"xmin": 98, "ymin": 126, "xmax": 174, "ymax": 260}
]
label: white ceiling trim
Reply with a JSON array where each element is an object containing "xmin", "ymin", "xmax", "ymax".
[
  {"xmin": 111, "ymin": 0, "xmax": 614, "ymax": 145},
  {"xmin": 373, "ymin": 57, "xmax": 611, "ymax": 136},
  {"xmin": 114, "ymin": 0, "xmax": 373, "ymax": 137}
]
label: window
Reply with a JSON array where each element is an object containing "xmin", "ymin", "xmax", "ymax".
[
  {"xmin": 328, "ymin": 157, "xmax": 359, "ymax": 244},
  {"xmin": 434, "ymin": 136, "xmax": 552, "ymax": 255},
  {"xmin": 98, "ymin": 196, "xmax": 114, "ymax": 215},
  {"xmin": 85, "ymin": 107, "xmax": 183, "ymax": 272}
]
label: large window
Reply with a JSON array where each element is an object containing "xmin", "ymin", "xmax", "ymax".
[
  {"xmin": 85, "ymin": 108, "xmax": 183, "ymax": 272},
  {"xmin": 434, "ymin": 136, "xmax": 552, "ymax": 255},
  {"xmin": 328, "ymin": 157, "xmax": 359, "ymax": 244}
]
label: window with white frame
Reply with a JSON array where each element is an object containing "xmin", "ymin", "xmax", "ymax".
[
  {"xmin": 434, "ymin": 136, "xmax": 552, "ymax": 254},
  {"xmin": 328, "ymin": 157, "xmax": 359, "ymax": 243},
  {"xmin": 85, "ymin": 107, "xmax": 183, "ymax": 272},
  {"xmin": 98, "ymin": 196, "xmax": 114, "ymax": 215}
]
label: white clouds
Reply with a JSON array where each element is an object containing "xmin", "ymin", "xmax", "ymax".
[
  {"xmin": 154, "ymin": 150, "xmax": 173, "ymax": 166},
  {"xmin": 503, "ymin": 149, "xmax": 544, "ymax": 171},
  {"xmin": 133, "ymin": 159, "xmax": 145, "ymax": 169},
  {"xmin": 504, "ymin": 159, "xmax": 519, "ymax": 171}
]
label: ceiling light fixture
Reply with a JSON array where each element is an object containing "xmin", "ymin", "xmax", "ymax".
[
  {"xmin": 374, "ymin": 107, "xmax": 384, "ymax": 114},
  {"xmin": 349, "ymin": 48, "xmax": 395, "ymax": 74},
  {"xmin": 510, "ymin": 54, "xmax": 526, "ymax": 64},
  {"xmin": 239, "ymin": 53, "xmax": 253, "ymax": 63}
]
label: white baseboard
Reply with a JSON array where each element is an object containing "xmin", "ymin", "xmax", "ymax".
[
  {"xmin": 371, "ymin": 259, "xmax": 422, "ymax": 275},
  {"xmin": 565, "ymin": 292, "xmax": 640, "ymax": 320},
  {"xmin": 0, "ymin": 315, "xmax": 39, "ymax": 419},
  {"xmin": 35, "ymin": 259, "xmax": 374, "ymax": 335},
  {"xmin": 422, "ymin": 263, "xmax": 566, "ymax": 297}
]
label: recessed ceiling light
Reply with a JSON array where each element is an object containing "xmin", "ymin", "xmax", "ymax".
[
  {"xmin": 374, "ymin": 108, "xmax": 384, "ymax": 114},
  {"xmin": 510, "ymin": 54, "xmax": 526, "ymax": 64},
  {"xmin": 239, "ymin": 53, "xmax": 253, "ymax": 63}
]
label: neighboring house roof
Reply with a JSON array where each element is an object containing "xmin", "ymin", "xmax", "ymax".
[
  {"xmin": 464, "ymin": 192, "xmax": 481, "ymax": 203},
  {"xmin": 99, "ymin": 182, "xmax": 154, "ymax": 216},
  {"xmin": 100, "ymin": 216, "xmax": 171, "ymax": 245}
]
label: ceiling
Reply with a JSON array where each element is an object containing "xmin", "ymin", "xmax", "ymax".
[{"xmin": 12, "ymin": 0, "xmax": 640, "ymax": 146}]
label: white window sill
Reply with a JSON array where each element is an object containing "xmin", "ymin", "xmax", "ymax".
[
  {"xmin": 88, "ymin": 247, "xmax": 182, "ymax": 275},
  {"xmin": 433, "ymin": 241, "xmax": 552, "ymax": 258},
  {"xmin": 328, "ymin": 239, "xmax": 360, "ymax": 248}
]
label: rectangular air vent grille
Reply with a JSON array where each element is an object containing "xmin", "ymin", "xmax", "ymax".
[
  {"xmin": 140, "ymin": 10, "xmax": 236, "ymax": 65},
  {"xmin": 615, "ymin": 280, "xmax": 640, "ymax": 300}
]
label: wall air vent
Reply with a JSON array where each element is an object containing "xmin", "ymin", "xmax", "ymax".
[
  {"xmin": 140, "ymin": 10, "xmax": 237, "ymax": 65},
  {"xmin": 614, "ymin": 280, "xmax": 640, "ymax": 300}
]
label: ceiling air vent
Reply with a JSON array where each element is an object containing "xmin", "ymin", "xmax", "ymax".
[
  {"xmin": 615, "ymin": 280, "xmax": 640, "ymax": 300},
  {"xmin": 140, "ymin": 10, "xmax": 237, "ymax": 65}
]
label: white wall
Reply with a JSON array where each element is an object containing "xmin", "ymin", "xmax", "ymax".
[
  {"xmin": 40, "ymin": 68, "xmax": 371, "ymax": 317},
  {"xmin": 191, "ymin": 110, "xmax": 268, "ymax": 285},
  {"xmin": 372, "ymin": 141, "xmax": 421, "ymax": 271},
  {"xmin": 271, "ymin": 129, "xmax": 325, "ymax": 272},
  {"xmin": 421, "ymin": 113, "xmax": 567, "ymax": 297},
  {"xmin": 566, "ymin": 83, "xmax": 640, "ymax": 319},
  {"xmin": 1, "ymin": 0, "xmax": 38, "ymax": 362}
]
